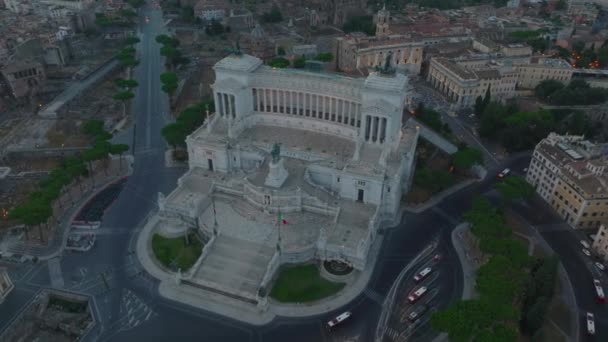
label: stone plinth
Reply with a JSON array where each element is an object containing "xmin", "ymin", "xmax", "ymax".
[{"xmin": 264, "ymin": 159, "xmax": 288, "ymax": 188}]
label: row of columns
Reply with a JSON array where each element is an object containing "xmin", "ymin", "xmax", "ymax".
[
  {"xmin": 427, "ymin": 68, "xmax": 465, "ymax": 106},
  {"xmin": 216, "ymin": 92, "xmax": 236, "ymax": 118},
  {"xmin": 364, "ymin": 115, "xmax": 387, "ymax": 144},
  {"xmin": 252, "ymin": 88, "xmax": 361, "ymax": 128}
]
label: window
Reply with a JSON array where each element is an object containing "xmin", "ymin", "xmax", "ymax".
[
  {"xmin": 337, "ymin": 177, "xmax": 340, "ymax": 183},
  {"xmin": 357, "ymin": 180, "xmax": 366, "ymax": 186}
]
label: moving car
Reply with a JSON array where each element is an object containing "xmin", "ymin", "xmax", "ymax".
[
  {"xmin": 433, "ymin": 254, "xmax": 442, "ymax": 262},
  {"xmin": 587, "ymin": 312, "xmax": 595, "ymax": 335},
  {"xmin": 414, "ymin": 267, "xmax": 432, "ymax": 282},
  {"xmin": 497, "ymin": 168, "xmax": 510, "ymax": 179},
  {"xmin": 408, "ymin": 304, "xmax": 429, "ymax": 322},
  {"xmin": 408, "ymin": 286, "xmax": 428, "ymax": 303},
  {"xmin": 594, "ymin": 279, "xmax": 605, "ymax": 302},
  {"xmin": 596, "ymin": 262, "xmax": 606, "ymax": 271},
  {"xmin": 326, "ymin": 311, "xmax": 351, "ymax": 330},
  {"xmin": 583, "ymin": 248, "xmax": 591, "ymax": 257}
]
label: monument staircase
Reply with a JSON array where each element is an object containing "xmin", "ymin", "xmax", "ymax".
[{"xmin": 190, "ymin": 234, "xmax": 275, "ymax": 304}]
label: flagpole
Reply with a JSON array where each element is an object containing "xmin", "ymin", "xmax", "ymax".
[
  {"xmin": 212, "ymin": 196, "xmax": 218, "ymax": 236},
  {"xmin": 277, "ymin": 204, "xmax": 282, "ymax": 254}
]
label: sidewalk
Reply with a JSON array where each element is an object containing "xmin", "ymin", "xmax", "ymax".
[
  {"xmin": 404, "ymin": 179, "xmax": 478, "ymax": 214},
  {"xmin": 136, "ymin": 211, "xmax": 386, "ymax": 325},
  {"xmin": 451, "ymin": 223, "xmax": 478, "ymax": 300},
  {"xmin": 2, "ymin": 157, "xmax": 133, "ymax": 260}
]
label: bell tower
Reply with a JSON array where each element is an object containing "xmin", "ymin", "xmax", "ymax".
[{"xmin": 375, "ymin": 5, "xmax": 390, "ymax": 38}]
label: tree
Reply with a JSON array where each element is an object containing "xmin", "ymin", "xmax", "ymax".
[
  {"xmin": 277, "ymin": 46, "xmax": 286, "ymax": 56},
  {"xmin": 534, "ymin": 80, "xmax": 564, "ymax": 100},
  {"xmin": 293, "ymin": 56, "xmax": 306, "ymax": 68},
  {"xmin": 114, "ymin": 78, "xmax": 139, "ymax": 90},
  {"xmin": 343, "ymin": 16, "xmax": 375, "ymax": 36},
  {"xmin": 205, "ymin": 19, "xmax": 226, "ymax": 36},
  {"xmin": 156, "ymin": 34, "xmax": 179, "ymax": 47},
  {"xmin": 180, "ymin": 6, "xmax": 194, "ymax": 23},
  {"xmin": 482, "ymin": 85, "xmax": 491, "ymax": 109},
  {"xmin": 124, "ymin": 36, "xmax": 141, "ymax": 45},
  {"xmin": 573, "ymin": 41, "xmax": 585, "ymax": 54},
  {"xmin": 160, "ymin": 72, "xmax": 178, "ymax": 85},
  {"xmin": 314, "ymin": 52, "xmax": 333, "ymax": 62},
  {"xmin": 556, "ymin": 0, "xmax": 567, "ymax": 10},
  {"xmin": 110, "ymin": 144, "xmax": 130, "ymax": 171},
  {"xmin": 65, "ymin": 157, "xmax": 87, "ymax": 192},
  {"xmin": 113, "ymin": 91, "xmax": 135, "ymax": 115},
  {"xmin": 120, "ymin": 9, "xmax": 137, "ymax": 20},
  {"xmin": 496, "ymin": 176, "xmax": 535, "ymax": 205},
  {"xmin": 269, "ymin": 57, "xmax": 290, "ymax": 68},
  {"xmin": 83, "ymin": 119, "xmax": 105, "ymax": 137},
  {"xmin": 452, "ymin": 147, "xmax": 483, "ymax": 169},
  {"xmin": 474, "ymin": 96, "xmax": 484, "ymax": 116},
  {"xmin": 95, "ymin": 13, "xmax": 113, "ymax": 27},
  {"xmin": 161, "ymin": 123, "xmax": 188, "ymax": 148},
  {"xmin": 127, "ymin": 0, "xmax": 145, "ymax": 7},
  {"xmin": 262, "ymin": 4, "xmax": 283, "ymax": 23}
]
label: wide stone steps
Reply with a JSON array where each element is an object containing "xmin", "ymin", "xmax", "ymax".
[{"xmin": 191, "ymin": 234, "xmax": 275, "ymax": 303}]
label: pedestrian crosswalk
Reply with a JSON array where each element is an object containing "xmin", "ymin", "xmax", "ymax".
[
  {"xmin": 385, "ymin": 327, "xmax": 400, "ymax": 340},
  {"xmin": 48, "ymin": 257, "xmax": 64, "ymax": 288},
  {"xmin": 364, "ymin": 288, "xmax": 384, "ymax": 305}
]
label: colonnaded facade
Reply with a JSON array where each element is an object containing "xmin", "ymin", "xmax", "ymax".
[{"xmin": 153, "ymin": 53, "xmax": 419, "ymax": 306}]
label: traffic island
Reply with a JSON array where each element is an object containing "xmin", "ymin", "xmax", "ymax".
[
  {"xmin": 269, "ymin": 264, "xmax": 345, "ymax": 303},
  {"xmin": 151, "ymin": 233, "xmax": 204, "ymax": 272}
]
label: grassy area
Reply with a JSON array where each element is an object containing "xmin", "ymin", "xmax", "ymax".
[
  {"xmin": 270, "ymin": 264, "xmax": 345, "ymax": 303},
  {"xmin": 151, "ymin": 233, "xmax": 203, "ymax": 271}
]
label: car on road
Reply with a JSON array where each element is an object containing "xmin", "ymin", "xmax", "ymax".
[
  {"xmin": 414, "ymin": 267, "xmax": 432, "ymax": 282},
  {"xmin": 408, "ymin": 286, "xmax": 428, "ymax": 303},
  {"xmin": 583, "ymin": 248, "xmax": 591, "ymax": 257},
  {"xmin": 408, "ymin": 304, "xmax": 429, "ymax": 322},
  {"xmin": 587, "ymin": 312, "xmax": 595, "ymax": 335},
  {"xmin": 326, "ymin": 311, "xmax": 351, "ymax": 330},
  {"xmin": 596, "ymin": 262, "xmax": 606, "ymax": 271},
  {"xmin": 497, "ymin": 168, "xmax": 510, "ymax": 179},
  {"xmin": 594, "ymin": 279, "xmax": 605, "ymax": 302},
  {"xmin": 433, "ymin": 254, "xmax": 442, "ymax": 262},
  {"xmin": 145, "ymin": 16, "xmax": 150, "ymax": 23},
  {"xmin": 523, "ymin": 167, "xmax": 528, "ymax": 173},
  {"xmin": 581, "ymin": 240, "xmax": 591, "ymax": 249}
]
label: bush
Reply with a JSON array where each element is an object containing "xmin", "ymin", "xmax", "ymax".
[{"xmin": 269, "ymin": 57, "xmax": 290, "ymax": 68}]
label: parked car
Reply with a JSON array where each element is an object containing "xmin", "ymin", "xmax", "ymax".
[
  {"xmin": 581, "ymin": 240, "xmax": 591, "ymax": 249},
  {"xmin": 583, "ymin": 248, "xmax": 592, "ymax": 257},
  {"xmin": 497, "ymin": 168, "xmax": 511, "ymax": 179},
  {"xmin": 596, "ymin": 262, "xmax": 605, "ymax": 271},
  {"xmin": 587, "ymin": 312, "xmax": 596, "ymax": 335}
]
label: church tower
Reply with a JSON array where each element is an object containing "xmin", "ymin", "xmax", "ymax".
[{"xmin": 375, "ymin": 5, "xmax": 390, "ymax": 38}]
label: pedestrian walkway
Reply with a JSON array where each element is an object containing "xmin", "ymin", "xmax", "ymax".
[{"xmin": 451, "ymin": 223, "xmax": 477, "ymax": 300}]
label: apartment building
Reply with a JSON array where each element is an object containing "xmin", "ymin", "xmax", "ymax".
[
  {"xmin": 426, "ymin": 57, "xmax": 518, "ymax": 108},
  {"xmin": 516, "ymin": 57, "xmax": 574, "ymax": 89},
  {"xmin": 526, "ymin": 133, "xmax": 608, "ymax": 229}
]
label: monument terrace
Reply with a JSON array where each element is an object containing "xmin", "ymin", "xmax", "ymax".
[{"xmin": 146, "ymin": 53, "xmax": 419, "ymax": 309}]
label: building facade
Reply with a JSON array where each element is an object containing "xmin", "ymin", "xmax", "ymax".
[
  {"xmin": 526, "ymin": 133, "xmax": 608, "ymax": 229},
  {"xmin": 159, "ymin": 53, "xmax": 418, "ymax": 273},
  {"xmin": 0, "ymin": 61, "xmax": 46, "ymax": 99},
  {"xmin": 426, "ymin": 57, "xmax": 517, "ymax": 108},
  {"xmin": 516, "ymin": 58, "xmax": 573, "ymax": 89}
]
